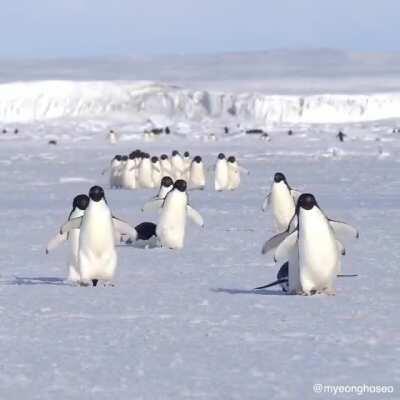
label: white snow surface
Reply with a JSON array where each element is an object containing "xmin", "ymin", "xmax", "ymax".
[
  {"xmin": 1, "ymin": 80, "xmax": 400, "ymax": 125},
  {"xmin": 0, "ymin": 123, "xmax": 399, "ymax": 399}
]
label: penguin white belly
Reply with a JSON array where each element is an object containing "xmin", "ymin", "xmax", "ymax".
[
  {"xmin": 190, "ymin": 165, "xmax": 206, "ymax": 189},
  {"xmin": 227, "ymin": 164, "xmax": 240, "ymax": 190},
  {"xmin": 271, "ymin": 186, "xmax": 295, "ymax": 231},
  {"xmin": 157, "ymin": 195, "xmax": 187, "ymax": 249},
  {"xmin": 139, "ymin": 162, "xmax": 154, "ymax": 188},
  {"xmin": 79, "ymin": 207, "xmax": 117, "ymax": 281},
  {"xmin": 160, "ymin": 160, "xmax": 172, "ymax": 177},
  {"xmin": 215, "ymin": 162, "xmax": 229, "ymax": 191},
  {"xmin": 68, "ymin": 228, "xmax": 81, "ymax": 281},
  {"xmin": 152, "ymin": 163, "xmax": 162, "ymax": 187},
  {"xmin": 172, "ymin": 158, "xmax": 184, "ymax": 180},
  {"xmin": 299, "ymin": 212, "xmax": 339, "ymax": 294},
  {"xmin": 122, "ymin": 160, "xmax": 137, "ymax": 189}
]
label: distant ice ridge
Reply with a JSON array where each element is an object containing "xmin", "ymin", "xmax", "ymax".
[{"xmin": 1, "ymin": 80, "xmax": 400, "ymax": 124}]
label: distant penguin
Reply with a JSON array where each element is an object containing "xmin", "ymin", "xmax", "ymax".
[
  {"xmin": 260, "ymin": 193, "xmax": 359, "ymax": 295},
  {"xmin": 151, "ymin": 156, "xmax": 162, "ymax": 187},
  {"xmin": 46, "ymin": 194, "xmax": 90, "ymax": 282},
  {"xmin": 160, "ymin": 154, "xmax": 173, "ymax": 177},
  {"xmin": 171, "ymin": 150, "xmax": 185, "ymax": 180},
  {"xmin": 121, "ymin": 153, "xmax": 138, "ymax": 189},
  {"xmin": 156, "ymin": 180, "xmax": 204, "ymax": 249},
  {"xmin": 288, "ymin": 130, "xmax": 293, "ymax": 136},
  {"xmin": 227, "ymin": 156, "xmax": 249, "ymax": 190},
  {"xmin": 188, "ymin": 156, "xmax": 206, "ymax": 190},
  {"xmin": 214, "ymin": 153, "xmax": 229, "ymax": 191},
  {"xmin": 60, "ymin": 186, "xmax": 137, "ymax": 286},
  {"xmin": 102, "ymin": 155, "xmax": 122, "ymax": 189},
  {"xmin": 183, "ymin": 151, "xmax": 191, "ymax": 180},
  {"xmin": 118, "ymin": 155, "xmax": 129, "ymax": 188},
  {"xmin": 138, "ymin": 153, "xmax": 154, "ymax": 188},
  {"xmin": 337, "ymin": 131, "xmax": 346, "ymax": 142},
  {"xmin": 262, "ymin": 172, "xmax": 301, "ymax": 232},
  {"xmin": 142, "ymin": 176, "xmax": 174, "ymax": 212},
  {"xmin": 108, "ymin": 130, "xmax": 118, "ymax": 144}
]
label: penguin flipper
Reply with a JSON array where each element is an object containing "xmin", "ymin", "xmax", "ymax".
[
  {"xmin": 329, "ymin": 220, "xmax": 359, "ymax": 241},
  {"xmin": 60, "ymin": 217, "xmax": 82, "ymax": 235},
  {"xmin": 46, "ymin": 232, "xmax": 68, "ymax": 254},
  {"xmin": 112, "ymin": 217, "xmax": 137, "ymax": 241},
  {"xmin": 187, "ymin": 205, "xmax": 204, "ymax": 227},
  {"xmin": 261, "ymin": 193, "xmax": 271, "ymax": 211},
  {"xmin": 274, "ymin": 231, "xmax": 298, "ymax": 263},
  {"xmin": 142, "ymin": 198, "xmax": 164, "ymax": 213},
  {"xmin": 261, "ymin": 230, "xmax": 290, "ymax": 255}
]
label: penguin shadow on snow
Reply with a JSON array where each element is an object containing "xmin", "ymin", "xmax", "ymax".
[
  {"xmin": 212, "ymin": 288, "xmax": 287, "ymax": 296},
  {"xmin": 1, "ymin": 276, "xmax": 70, "ymax": 286}
]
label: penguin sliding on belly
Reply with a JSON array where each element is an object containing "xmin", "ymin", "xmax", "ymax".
[
  {"xmin": 257, "ymin": 193, "xmax": 359, "ymax": 295},
  {"xmin": 262, "ymin": 172, "xmax": 301, "ymax": 232},
  {"xmin": 57, "ymin": 186, "xmax": 137, "ymax": 287},
  {"xmin": 46, "ymin": 194, "xmax": 90, "ymax": 282},
  {"xmin": 156, "ymin": 179, "xmax": 204, "ymax": 249}
]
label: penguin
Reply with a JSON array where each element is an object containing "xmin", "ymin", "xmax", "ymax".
[
  {"xmin": 151, "ymin": 156, "xmax": 162, "ymax": 187},
  {"xmin": 102, "ymin": 155, "xmax": 122, "ymax": 189},
  {"xmin": 142, "ymin": 176, "xmax": 174, "ymax": 212},
  {"xmin": 262, "ymin": 172, "xmax": 301, "ymax": 232},
  {"xmin": 120, "ymin": 222, "xmax": 159, "ymax": 249},
  {"xmin": 214, "ymin": 153, "xmax": 229, "ymax": 191},
  {"xmin": 137, "ymin": 153, "xmax": 154, "ymax": 188},
  {"xmin": 226, "ymin": 156, "xmax": 249, "ymax": 190},
  {"xmin": 156, "ymin": 180, "xmax": 204, "ymax": 249},
  {"xmin": 46, "ymin": 194, "xmax": 90, "ymax": 282},
  {"xmin": 171, "ymin": 150, "xmax": 185, "ymax": 180},
  {"xmin": 60, "ymin": 186, "xmax": 137, "ymax": 286},
  {"xmin": 160, "ymin": 154, "xmax": 173, "ymax": 177},
  {"xmin": 259, "ymin": 193, "xmax": 359, "ymax": 295},
  {"xmin": 118, "ymin": 155, "xmax": 129, "ymax": 188},
  {"xmin": 337, "ymin": 131, "xmax": 346, "ymax": 142},
  {"xmin": 120, "ymin": 153, "xmax": 137, "ymax": 189},
  {"xmin": 108, "ymin": 129, "xmax": 118, "ymax": 144},
  {"xmin": 188, "ymin": 156, "xmax": 206, "ymax": 190},
  {"xmin": 183, "ymin": 151, "xmax": 191, "ymax": 180}
]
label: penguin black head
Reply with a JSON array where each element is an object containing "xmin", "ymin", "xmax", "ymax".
[
  {"xmin": 115, "ymin": 155, "xmax": 122, "ymax": 161},
  {"xmin": 227, "ymin": 156, "xmax": 236, "ymax": 163},
  {"xmin": 172, "ymin": 150, "xmax": 180, "ymax": 157},
  {"xmin": 121, "ymin": 155, "xmax": 128, "ymax": 161},
  {"xmin": 129, "ymin": 152, "xmax": 136, "ymax": 160},
  {"xmin": 184, "ymin": 151, "xmax": 190, "ymax": 158},
  {"xmin": 218, "ymin": 153, "xmax": 225, "ymax": 160},
  {"xmin": 193, "ymin": 155, "xmax": 202, "ymax": 163},
  {"xmin": 297, "ymin": 193, "xmax": 317, "ymax": 211},
  {"xmin": 89, "ymin": 186, "xmax": 105, "ymax": 202},
  {"xmin": 151, "ymin": 156, "xmax": 159, "ymax": 163},
  {"xmin": 174, "ymin": 179, "xmax": 187, "ymax": 192},
  {"xmin": 143, "ymin": 153, "xmax": 150, "ymax": 159},
  {"xmin": 161, "ymin": 154, "xmax": 168, "ymax": 160},
  {"xmin": 73, "ymin": 194, "xmax": 89, "ymax": 211},
  {"xmin": 274, "ymin": 172, "xmax": 286, "ymax": 183},
  {"xmin": 161, "ymin": 176, "xmax": 174, "ymax": 187}
]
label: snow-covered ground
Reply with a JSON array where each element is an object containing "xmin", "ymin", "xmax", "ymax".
[{"xmin": 0, "ymin": 52, "xmax": 399, "ymax": 399}]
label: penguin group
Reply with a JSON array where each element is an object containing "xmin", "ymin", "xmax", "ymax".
[
  {"xmin": 258, "ymin": 172, "xmax": 359, "ymax": 295},
  {"xmin": 104, "ymin": 150, "xmax": 248, "ymax": 192}
]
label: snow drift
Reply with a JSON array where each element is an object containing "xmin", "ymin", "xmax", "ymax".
[{"xmin": 1, "ymin": 80, "xmax": 400, "ymax": 124}]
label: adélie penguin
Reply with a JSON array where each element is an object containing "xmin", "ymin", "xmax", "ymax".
[
  {"xmin": 258, "ymin": 193, "xmax": 359, "ymax": 295},
  {"xmin": 226, "ymin": 156, "xmax": 249, "ymax": 190},
  {"xmin": 142, "ymin": 176, "xmax": 174, "ymax": 212},
  {"xmin": 214, "ymin": 153, "xmax": 229, "ymax": 191},
  {"xmin": 46, "ymin": 194, "xmax": 90, "ymax": 282},
  {"xmin": 156, "ymin": 179, "xmax": 204, "ymax": 249},
  {"xmin": 188, "ymin": 156, "xmax": 206, "ymax": 190},
  {"xmin": 60, "ymin": 186, "xmax": 137, "ymax": 287},
  {"xmin": 262, "ymin": 172, "xmax": 301, "ymax": 232},
  {"xmin": 138, "ymin": 153, "xmax": 154, "ymax": 188},
  {"xmin": 151, "ymin": 156, "xmax": 162, "ymax": 187},
  {"xmin": 171, "ymin": 150, "xmax": 185, "ymax": 180}
]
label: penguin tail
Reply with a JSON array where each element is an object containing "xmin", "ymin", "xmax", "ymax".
[{"xmin": 254, "ymin": 278, "xmax": 288, "ymax": 290}]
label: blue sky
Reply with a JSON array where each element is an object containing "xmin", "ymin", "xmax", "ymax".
[{"xmin": 1, "ymin": 0, "xmax": 399, "ymax": 57}]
